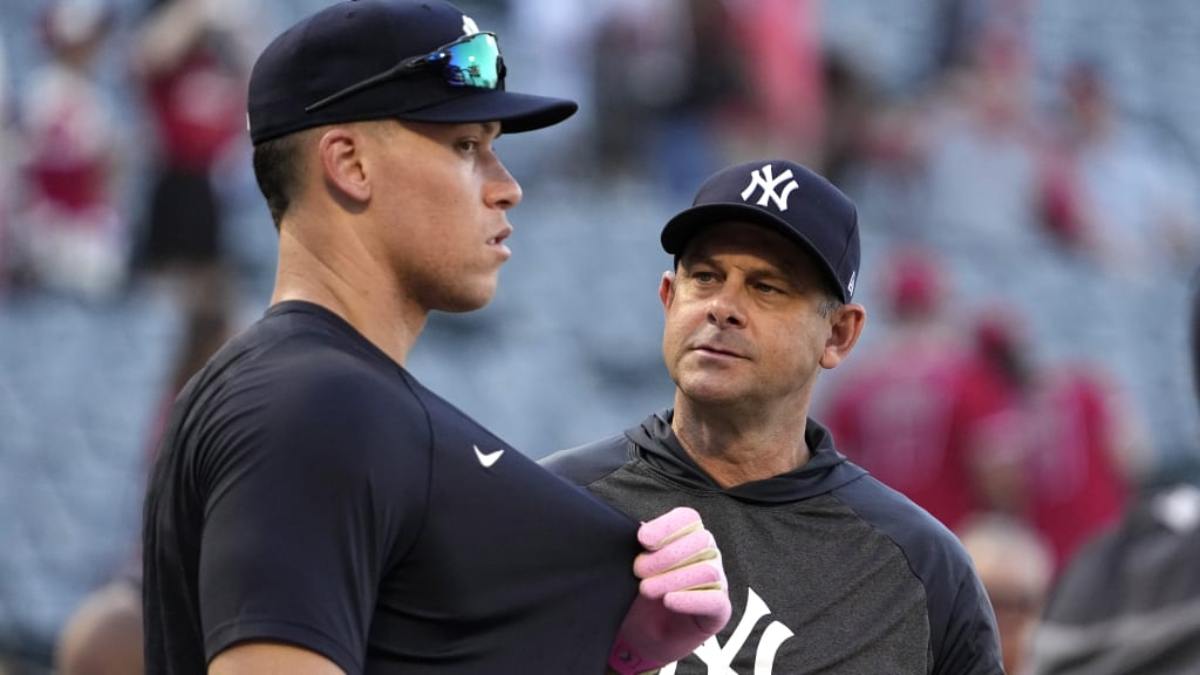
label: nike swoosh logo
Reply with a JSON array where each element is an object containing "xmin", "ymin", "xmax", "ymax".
[{"xmin": 473, "ymin": 444, "xmax": 504, "ymax": 468}]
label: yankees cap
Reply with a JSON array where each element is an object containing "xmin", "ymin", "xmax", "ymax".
[
  {"xmin": 661, "ymin": 159, "xmax": 861, "ymax": 303},
  {"xmin": 247, "ymin": 0, "xmax": 577, "ymax": 144}
]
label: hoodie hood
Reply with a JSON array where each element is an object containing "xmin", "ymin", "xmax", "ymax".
[{"xmin": 625, "ymin": 409, "xmax": 868, "ymax": 504}]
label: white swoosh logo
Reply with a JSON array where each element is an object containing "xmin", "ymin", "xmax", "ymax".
[{"xmin": 473, "ymin": 444, "xmax": 504, "ymax": 468}]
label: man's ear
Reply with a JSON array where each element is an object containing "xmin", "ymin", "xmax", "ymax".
[
  {"xmin": 317, "ymin": 126, "xmax": 371, "ymax": 205},
  {"xmin": 820, "ymin": 303, "xmax": 866, "ymax": 369},
  {"xmin": 659, "ymin": 270, "xmax": 676, "ymax": 312}
]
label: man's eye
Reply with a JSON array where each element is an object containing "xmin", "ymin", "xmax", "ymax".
[
  {"xmin": 693, "ymin": 271, "xmax": 717, "ymax": 283},
  {"xmin": 456, "ymin": 139, "xmax": 479, "ymax": 153},
  {"xmin": 754, "ymin": 282, "xmax": 781, "ymax": 294}
]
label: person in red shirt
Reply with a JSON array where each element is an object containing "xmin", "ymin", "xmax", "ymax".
[
  {"xmin": 967, "ymin": 307, "xmax": 1135, "ymax": 570},
  {"xmin": 1021, "ymin": 366, "xmax": 1131, "ymax": 567},
  {"xmin": 15, "ymin": 0, "xmax": 124, "ymax": 299},
  {"xmin": 825, "ymin": 248, "xmax": 1014, "ymax": 531},
  {"xmin": 131, "ymin": 0, "xmax": 248, "ymax": 323}
]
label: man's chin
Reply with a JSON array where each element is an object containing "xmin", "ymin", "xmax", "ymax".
[
  {"xmin": 432, "ymin": 281, "xmax": 498, "ymax": 313},
  {"xmin": 675, "ymin": 378, "xmax": 750, "ymax": 408},
  {"xmin": 438, "ymin": 297, "xmax": 493, "ymax": 313}
]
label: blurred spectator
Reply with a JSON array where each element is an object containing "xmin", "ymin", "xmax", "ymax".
[
  {"xmin": 928, "ymin": 0, "xmax": 1033, "ymax": 84},
  {"xmin": 724, "ymin": 0, "xmax": 824, "ymax": 164},
  {"xmin": 817, "ymin": 49, "xmax": 880, "ymax": 187},
  {"xmin": 131, "ymin": 0, "xmax": 248, "ymax": 315},
  {"xmin": 968, "ymin": 307, "xmax": 1135, "ymax": 569},
  {"xmin": 54, "ymin": 579, "xmax": 142, "ymax": 675},
  {"xmin": 916, "ymin": 21, "xmax": 1046, "ymax": 248},
  {"xmin": 590, "ymin": 0, "xmax": 743, "ymax": 192},
  {"xmin": 9, "ymin": 0, "xmax": 125, "ymax": 300},
  {"xmin": 959, "ymin": 514, "xmax": 1053, "ymax": 675},
  {"xmin": 825, "ymin": 248, "xmax": 1014, "ymax": 531},
  {"xmin": 1022, "ymin": 365, "xmax": 1133, "ymax": 567},
  {"xmin": 1039, "ymin": 61, "xmax": 1200, "ymax": 278}
]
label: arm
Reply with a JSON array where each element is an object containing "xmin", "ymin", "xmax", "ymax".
[
  {"xmin": 133, "ymin": 0, "xmax": 210, "ymax": 76},
  {"xmin": 210, "ymin": 642, "xmax": 345, "ymax": 675},
  {"xmin": 194, "ymin": 371, "xmax": 429, "ymax": 674}
]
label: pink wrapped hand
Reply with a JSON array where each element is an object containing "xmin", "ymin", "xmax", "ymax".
[{"xmin": 609, "ymin": 507, "xmax": 731, "ymax": 674}]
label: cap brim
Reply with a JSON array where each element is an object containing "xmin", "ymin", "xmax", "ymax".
[
  {"xmin": 661, "ymin": 202, "xmax": 845, "ymax": 298},
  {"xmin": 395, "ymin": 89, "xmax": 577, "ymax": 133}
]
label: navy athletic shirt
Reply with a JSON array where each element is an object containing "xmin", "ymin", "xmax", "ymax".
[
  {"xmin": 543, "ymin": 410, "xmax": 1003, "ymax": 675},
  {"xmin": 143, "ymin": 301, "xmax": 640, "ymax": 674}
]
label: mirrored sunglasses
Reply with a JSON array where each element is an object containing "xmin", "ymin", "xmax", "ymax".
[{"xmin": 305, "ymin": 31, "xmax": 506, "ymax": 113}]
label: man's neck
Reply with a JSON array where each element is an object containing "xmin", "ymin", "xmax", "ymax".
[
  {"xmin": 270, "ymin": 223, "xmax": 425, "ymax": 367},
  {"xmin": 671, "ymin": 394, "xmax": 813, "ymax": 489}
]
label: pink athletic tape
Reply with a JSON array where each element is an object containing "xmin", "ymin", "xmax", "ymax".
[
  {"xmin": 637, "ymin": 506, "xmax": 702, "ymax": 550},
  {"xmin": 640, "ymin": 559, "xmax": 724, "ymax": 600},
  {"xmin": 634, "ymin": 529, "xmax": 716, "ymax": 579}
]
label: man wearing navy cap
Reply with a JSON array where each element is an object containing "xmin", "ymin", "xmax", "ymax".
[
  {"xmin": 544, "ymin": 160, "xmax": 1004, "ymax": 674},
  {"xmin": 142, "ymin": 1, "xmax": 730, "ymax": 673}
]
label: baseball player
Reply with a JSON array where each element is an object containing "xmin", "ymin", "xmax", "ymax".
[
  {"xmin": 142, "ymin": 2, "xmax": 730, "ymax": 673},
  {"xmin": 544, "ymin": 160, "xmax": 1004, "ymax": 674}
]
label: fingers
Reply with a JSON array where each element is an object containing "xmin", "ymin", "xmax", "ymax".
[
  {"xmin": 639, "ymin": 558, "xmax": 725, "ymax": 600},
  {"xmin": 634, "ymin": 528, "xmax": 717, "ymax": 579},
  {"xmin": 638, "ymin": 506, "xmax": 702, "ymax": 551},
  {"xmin": 664, "ymin": 589, "xmax": 732, "ymax": 633}
]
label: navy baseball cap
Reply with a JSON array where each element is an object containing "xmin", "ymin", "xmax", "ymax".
[
  {"xmin": 661, "ymin": 160, "xmax": 861, "ymax": 303},
  {"xmin": 247, "ymin": 0, "xmax": 577, "ymax": 144}
]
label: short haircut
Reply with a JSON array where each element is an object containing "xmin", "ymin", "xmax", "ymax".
[{"xmin": 252, "ymin": 131, "xmax": 308, "ymax": 229}]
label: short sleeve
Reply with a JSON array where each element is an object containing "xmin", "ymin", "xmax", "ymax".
[{"xmin": 196, "ymin": 362, "xmax": 431, "ymax": 674}]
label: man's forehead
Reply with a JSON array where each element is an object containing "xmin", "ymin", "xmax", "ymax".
[{"xmin": 682, "ymin": 221, "xmax": 820, "ymax": 274}]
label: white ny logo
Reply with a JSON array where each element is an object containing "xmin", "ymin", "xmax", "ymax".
[
  {"xmin": 462, "ymin": 14, "xmax": 480, "ymax": 35},
  {"xmin": 660, "ymin": 587, "xmax": 794, "ymax": 675},
  {"xmin": 740, "ymin": 165, "xmax": 799, "ymax": 212}
]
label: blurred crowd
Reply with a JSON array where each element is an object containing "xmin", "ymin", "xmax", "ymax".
[{"xmin": 2, "ymin": 0, "xmax": 1200, "ymax": 673}]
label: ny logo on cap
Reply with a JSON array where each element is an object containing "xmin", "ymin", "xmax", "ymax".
[
  {"xmin": 462, "ymin": 14, "xmax": 480, "ymax": 36},
  {"xmin": 741, "ymin": 164, "xmax": 799, "ymax": 212}
]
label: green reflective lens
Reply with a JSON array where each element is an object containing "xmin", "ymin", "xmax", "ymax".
[{"xmin": 442, "ymin": 33, "xmax": 502, "ymax": 89}]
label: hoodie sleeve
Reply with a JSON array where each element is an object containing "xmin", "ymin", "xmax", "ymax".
[
  {"xmin": 540, "ymin": 433, "xmax": 631, "ymax": 487},
  {"xmin": 832, "ymin": 476, "xmax": 1004, "ymax": 675}
]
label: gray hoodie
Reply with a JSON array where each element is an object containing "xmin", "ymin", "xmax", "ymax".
[{"xmin": 543, "ymin": 410, "xmax": 1003, "ymax": 675}]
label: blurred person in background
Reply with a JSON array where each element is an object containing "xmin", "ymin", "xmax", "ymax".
[
  {"xmin": 10, "ymin": 0, "xmax": 125, "ymax": 300},
  {"xmin": 916, "ymin": 19, "xmax": 1046, "ymax": 248},
  {"xmin": 968, "ymin": 307, "xmax": 1135, "ymax": 570},
  {"xmin": 816, "ymin": 49, "xmax": 881, "ymax": 188},
  {"xmin": 55, "ymin": 579, "xmax": 143, "ymax": 675},
  {"xmin": 1039, "ymin": 61, "xmax": 1200, "ymax": 278},
  {"xmin": 589, "ymin": 0, "xmax": 743, "ymax": 193},
  {"xmin": 825, "ymin": 247, "xmax": 1015, "ymax": 531},
  {"xmin": 960, "ymin": 514, "xmax": 1054, "ymax": 675},
  {"xmin": 1027, "ymin": 278, "xmax": 1200, "ymax": 674},
  {"xmin": 725, "ymin": 0, "xmax": 824, "ymax": 165},
  {"xmin": 131, "ymin": 0, "xmax": 249, "ymax": 319}
]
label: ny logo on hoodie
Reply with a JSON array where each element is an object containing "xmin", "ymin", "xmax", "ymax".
[{"xmin": 661, "ymin": 587, "xmax": 793, "ymax": 675}]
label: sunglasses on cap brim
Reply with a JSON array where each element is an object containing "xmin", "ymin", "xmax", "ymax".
[{"xmin": 304, "ymin": 31, "xmax": 506, "ymax": 113}]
